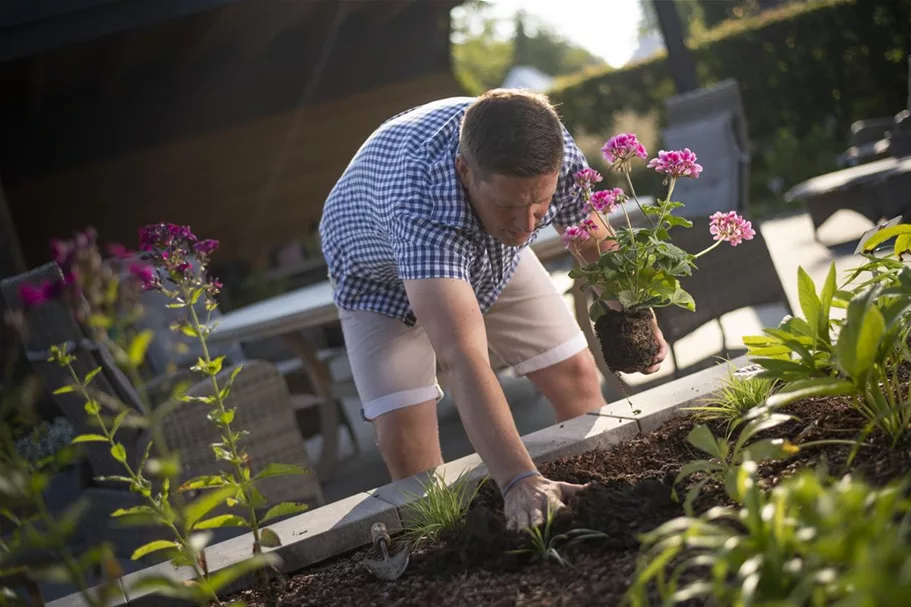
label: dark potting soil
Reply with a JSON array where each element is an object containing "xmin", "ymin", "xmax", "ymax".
[
  {"xmin": 229, "ymin": 396, "xmax": 911, "ymax": 607},
  {"xmin": 594, "ymin": 308, "xmax": 660, "ymax": 372}
]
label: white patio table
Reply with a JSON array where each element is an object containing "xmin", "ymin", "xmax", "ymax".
[{"xmin": 207, "ymin": 198, "xmax": 653, "ymax": 476}]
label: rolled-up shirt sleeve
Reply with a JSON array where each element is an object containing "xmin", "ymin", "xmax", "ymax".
[{"xmin": 390, "ymin": 213, "xmax": 474, "ymax": 282}]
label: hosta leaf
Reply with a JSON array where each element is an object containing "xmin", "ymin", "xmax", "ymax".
[
  {"xmin": 741, "ymin": 438, "xmax": 799, "ymax": 463},
  {"xmin": 819, "ymin": 263, "xmax": 837, "ymax": 331},
  {"xmin": 852, "ymin": 305, "xmax": 885, "ymax": 380},
  {"xmin": 683, "ymin": 478, "xmax": 713, "ymax": 517},
  {"xmin": 735, "ymin": 413, "xmax": 794, "ymax": 455},
  {"xmin": 685, "ymin": 425, "xmax": 725, "ymax": 459},
  {"xmin": 895, "ymin": 233, "xmax": 911, "ymax": 258},
  {"xmin": 835, "ymin": 289, "xmax": 882, "ymax": 379},
  {"xmin": 861, "ymin": 224, "xmax": 911, "ymax": 253},
  {"xmin": 743, "ymin": 334, "xmax": 780, "ymax": 345},
  {"xmin": 765, "ymin": 377, "xmax": 857, "ymax": 409},
  {"xmin": 797, "ymin": 267, "xmax": 821, "ymax": 338},
  {"xmin": 674, "ymin": 460, "xmax": 723, "ymax": 490}
]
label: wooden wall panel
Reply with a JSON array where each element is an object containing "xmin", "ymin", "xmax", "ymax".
[{"xmin": 8, "ymin": 72, "xmax": 465, "ymax": 269}]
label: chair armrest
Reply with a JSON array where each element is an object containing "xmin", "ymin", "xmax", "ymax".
[{"xmin": 850, "ymin": 116, "xmax": 896, "ymax": 146}]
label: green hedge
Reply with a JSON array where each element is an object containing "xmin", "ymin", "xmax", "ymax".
[{"xmin": 549, "ymin": 0, "xmax": 911, "ymax": 213}]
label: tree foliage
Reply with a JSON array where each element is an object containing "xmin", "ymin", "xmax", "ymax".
[{"xmin": 450, "ymin": 0, "xmax": 607, "ymax": 95}]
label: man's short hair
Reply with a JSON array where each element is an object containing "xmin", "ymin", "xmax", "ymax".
[{"xmin": 459, "ymin": 89, "xmax": 564, "ymax": 180}]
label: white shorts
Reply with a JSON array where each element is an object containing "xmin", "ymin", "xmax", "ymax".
[{"xmin": 338, "ymin": 249, "xmax": 587, "ymax": 421}]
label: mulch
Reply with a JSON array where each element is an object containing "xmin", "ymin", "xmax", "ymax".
[{"xmin": 229, "ymin": 395, "xmax": 911, "ymax": 607}]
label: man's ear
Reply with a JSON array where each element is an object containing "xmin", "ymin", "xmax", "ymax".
[{"xmin": 455, "ymin": 154, "xmax": 471, "ymax": 185}]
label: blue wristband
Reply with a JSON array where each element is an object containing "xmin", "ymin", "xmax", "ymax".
[{"xmin": 501, "ymin": 470, "xmax": 541, "ymax": 498}]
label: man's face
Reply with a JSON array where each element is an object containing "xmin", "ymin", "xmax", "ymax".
[{"xmin": 456, "ymin": 156, "xmax": 558, "ymax": 247}]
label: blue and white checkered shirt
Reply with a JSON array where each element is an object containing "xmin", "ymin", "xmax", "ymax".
[{"xmin": 319, "ymin": 96, "xmax": 591, "ymax": 326}]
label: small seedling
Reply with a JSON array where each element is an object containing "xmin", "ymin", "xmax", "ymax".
[
  {"xmin": 507, "ymin": 505, "xmax": 607, "ymax": 567},
  {"xmin": 400, "ymin": 469, "xmax": 485, "ymax": 547}
]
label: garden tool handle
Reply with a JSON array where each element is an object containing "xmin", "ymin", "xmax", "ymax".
[{"xmin": 370, "ymin": 522, "xmax": 391, "ymax": 556}]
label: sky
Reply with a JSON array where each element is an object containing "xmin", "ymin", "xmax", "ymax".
[{"xmin": 480, "ymin": 0, "xmax": 647, "ymax": 68}]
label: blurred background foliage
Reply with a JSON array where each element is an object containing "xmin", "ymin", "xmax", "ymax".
[{"xmin": 450, "ymin": 0, "xmax": 910, "ymax": 218}]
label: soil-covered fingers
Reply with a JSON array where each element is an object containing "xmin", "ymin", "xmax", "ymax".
[
  {"xmin": 557, "ymin": 480, "xmax": 590, "ymax": 500},
  {"xmin": 504, "ymin": 476, "xmax": 579, "ymax": 531}
]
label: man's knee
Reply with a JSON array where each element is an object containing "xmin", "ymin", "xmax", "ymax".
[
  {"xmin": 373, "ymin": 401, "xmax": 443, "ymax": 480},
  {"xmin": 540, "ymin": 349, "xmax": 600, "ymax": 390}
]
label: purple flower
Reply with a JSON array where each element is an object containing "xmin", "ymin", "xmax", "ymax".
[
  {"xmin": 590, "ymin": 188, "xmax": 625, "ymax": 214},
  {"xmin": 647, "ymin": 148, "xmax": 703, "ymax": 179},
  {"xmin": 19, "ymin": 283, "xmax": 47, "ymax": 308},
  {"xmin": 561, "ymin": 225, "xmax": 591, "ymax": 248},
  {"xmin": 50, "ymin": 239, "xmax": 72, "ymax": 266},
  {"xmin": 601, "ymin": 133, "xmax": 648, "ymax": 171},
  {"xmin": 129, "ymin": 263, "xmax": 157, "ymax": 290},
  {"xmin": 709, "ymin": 211, "xmax": 756, "ymax": 246},
  {"xmin": 581, "ymin": 218, "xmax": 598, "ymax": 234},
  {"xmin": 194, "ymin": 239, "xmax": 219, "ymax": 257},
  {"xmin": 106, "ymin": 243, "xmax": 132, "ymax": 259}
]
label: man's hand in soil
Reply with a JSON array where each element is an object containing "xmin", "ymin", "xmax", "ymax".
[{"xmin": 503, "ymin": 474, "xmax": 588, "ymax": 531}]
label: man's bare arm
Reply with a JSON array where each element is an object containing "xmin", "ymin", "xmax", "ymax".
[{"xmin": 403, "ymin": 277, "xmax": 536, "ymax": 490}]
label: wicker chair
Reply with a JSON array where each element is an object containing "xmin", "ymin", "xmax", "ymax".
[
  {"xmin": 127, "ymin": 258, "xmax": 361, "ymax": 476},
  {"xmin": 0, "ymin": 262, "xmax": 151, "ymax": 483},
  {"xmin": 2, "ymin": 262, "xmax": 325, "ymax": 559}
]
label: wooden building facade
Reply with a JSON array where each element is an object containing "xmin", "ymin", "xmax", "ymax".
[{"xmin": 0, "ymin": 0, "xmax": 466, "ymax": 279}]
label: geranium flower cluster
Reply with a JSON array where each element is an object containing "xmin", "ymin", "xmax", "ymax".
[{"xmin": 563, "ymin": 134, "xmax": 752, "ymax": 250}]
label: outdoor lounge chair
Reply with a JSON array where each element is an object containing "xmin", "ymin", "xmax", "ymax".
[
  {"xmin": 660, "ymin": 78, "xmax": 751, "ymax": 218},
  {"xmin": 786, "ymin": 55, "xmax": 911, "ymax": 239}
]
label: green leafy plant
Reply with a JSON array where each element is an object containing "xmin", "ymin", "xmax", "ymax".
[
  {"xmin": 562, "ymin": 134, "xmax": 758, "ymax": 372},
  {"xmin": 506, "ymin": 504, "xmax": 607, "ymax": 568},
  {"xmin": 626, "ymin": 461, "xmax": 911, "ymax": 606},
  {"xmin": 749, "ymin": 262, "xmax": 911, "ymax": 446},
  {"xmin": 672, "ymin": 404, "xmax": 801, "ymax": 515},
  {"xmin": 685, "ymin": 364, "xmax": 779, "ymax": 434},
  {"xmin": 400, "ymin": 470, "xmax": 486, "ymax": 547},
  {"xmin": 17, "ymin": 224, "xmax": 313, "ymax": 606},
  {"xmin": 0, "ymin": 312, "xmax": 124, "ymax": 607}
]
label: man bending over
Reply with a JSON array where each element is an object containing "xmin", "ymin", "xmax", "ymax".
[{"xmin": 319, "ymin": 89, "xmax": 667, "ymax": 530}]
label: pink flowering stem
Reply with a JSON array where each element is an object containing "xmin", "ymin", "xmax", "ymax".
[{"xmin": 622, "ymin": 172, "xmax": 655, "ymax": 229}]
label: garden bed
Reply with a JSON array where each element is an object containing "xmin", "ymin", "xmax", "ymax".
[{"xmin": 229, "ymin": 389, "xmax": 911, "ymax": 607}]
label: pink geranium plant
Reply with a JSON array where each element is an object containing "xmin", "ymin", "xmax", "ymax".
[{"xmin": 563, "ymin": 133, "xmax": 755, "ymax": 371}]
